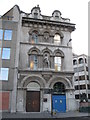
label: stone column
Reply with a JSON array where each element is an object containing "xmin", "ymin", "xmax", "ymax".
[
  {"xmin": 17, "ymin": 89, "xmax": 24, "ymax": 112},
  {"xmin": 40, "ymin": 89, "xmax": 43, "ymax": 112},
  {"xmin": 11, "ymin": 18, "xmax": 21, "ymax": 112},
  {"xmin": 11, "ymin": 69, "xmax": 18, "ymax": 113}
]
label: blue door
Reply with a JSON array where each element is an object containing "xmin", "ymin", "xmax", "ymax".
[{"xmin": 52, "ymin": 95, "xmax": 66, "ymax": 112}]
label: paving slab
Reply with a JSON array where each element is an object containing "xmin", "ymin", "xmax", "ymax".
[{"xmin": 0, "ymin": 111, "xmax": 90, "ymax": 119}]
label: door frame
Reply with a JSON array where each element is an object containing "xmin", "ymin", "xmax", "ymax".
[
  {"xmin": 26, "ymin": 91, "xmax": 40, "ymax": 112},
  {"xmin": 52, "ymin": 94, "xmax": 66, "ymax": 113}
]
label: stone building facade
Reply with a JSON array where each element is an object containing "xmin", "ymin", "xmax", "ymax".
[{"xmin": 0, "ymin": 5, "xmax": 77, "ymax": 113}]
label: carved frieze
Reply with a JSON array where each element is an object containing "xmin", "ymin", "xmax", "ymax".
[{"xmin": 42, "ymin": 73, "xmax": 52, "ymax": 82}]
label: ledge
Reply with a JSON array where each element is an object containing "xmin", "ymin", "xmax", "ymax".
[{"xmin": 20, "ymin": 42, "xmax": 72, "ymax": 49}]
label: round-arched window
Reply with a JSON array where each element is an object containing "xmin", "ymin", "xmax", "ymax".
[
  {"xmin": 53, "ymin": 82, "xmax": 65, "ymax": 94},
  {"xmin": 31, "ymin": 31, "xmax": 38, "ymax": 43},
  {"xmin": 27, "ymin": 82, "xmax": 40, "ymax": 91},
  {"xmin": 79, "ymin": 58, "xmax": 84, "ymax": 64},
  {"xmin": 73, "ymin": 59, "xmax": 77, "ymax": 65},
  {"xmin": 54, "ymin": 34, "xmax": 61, "ymax": 44}
]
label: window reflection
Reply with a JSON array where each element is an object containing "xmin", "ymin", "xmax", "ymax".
[
  {"xmin": 73, "ymin": 60, "xmax": 77, "ymax": 65},
  {"xmin": 34, "ymin": 13, "xmax": 38, "ymax": 19},
  {"xmin": 2, "ymin": 48, "xmax": 10, "ymax": 59},
  {"xmin": 0, "ymin": 29, "xmax": 3, "ymax": 40},
  {"xmin": 4, "ymin": 30, "xmax": 12, "ymax": 40},
  {"xmin": 53, "ymin": 82, "xmax": 65, "ymax": 94},
  {"xmin": 31, "ymin": 31, "xmax": 38, "ymax": 43},
  {"xmin": 0, "ymin": 48, "xmax": 2, "ymax": 57},
  {"xmin": 55, "ymin": 57, "xmax": 61, "ymax": 71},
  {"xmin": 54, "ymin": 34, "xmax": 61, "ymax": 44},
  {"xmin": 30, "ymin": 55, "xmax": 38, "ymax": 70},
  {"xmin": 0, "ymin": 68, "xmax": 9, "ymax": 80},
  {"xmin": 79, "ymin": 58, "xmax": 84, "ymax": 64}
]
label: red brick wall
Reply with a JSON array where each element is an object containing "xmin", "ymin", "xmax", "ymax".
[
  {"xmin": 0, "ymin": 92, "xmax": 10, "ymax": 110},
  {"xmin": 80, "ymin": 102, "xmax": 90, "ymax": 107}
]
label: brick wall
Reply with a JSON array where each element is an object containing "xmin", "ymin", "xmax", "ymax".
[
  {"xmin": 80, "ymin": 102, "xmax": 90, "ymax": 107},
  {"xmin": 0, "ymin": 92, "xmax": 10, "ymax": 110}
]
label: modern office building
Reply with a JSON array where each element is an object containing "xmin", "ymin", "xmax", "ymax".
[
  {"xmin": 0, "ymin": 5, "xmax": 77, "ymax": 113},
  {"xmin": 73, "ymin": 54, "xmax": 90, "ymax": 102}
]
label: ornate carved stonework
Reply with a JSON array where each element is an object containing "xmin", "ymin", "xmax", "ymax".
[
  {"xmin": 43, "ymin": 53, "xmax": 50, "ymax": 68},
  {"xmin": 42, "ymin": 73, "xmax": 52, "ymax": 82},
  {"xmin": 44, "ymin": 32, "xmax": 49, "ymax": 41},
  {"xmin": 66, "ymin": 76, "xmax": 73, "ymax": 85}
]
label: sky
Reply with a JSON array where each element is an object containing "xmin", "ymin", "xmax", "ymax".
[{"xmin": 0, "ymin": 0, "xmax": 89, "ymax": 55}]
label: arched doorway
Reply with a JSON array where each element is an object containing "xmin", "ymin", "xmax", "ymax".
[
  {"xmin": 52, "ymin": 82, "xmax": 66, "ymax": 112},
  {"xmin": 26, "ymin": 82, "xmax": 40, "ymax": 112}
]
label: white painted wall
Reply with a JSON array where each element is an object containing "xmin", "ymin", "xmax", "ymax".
[
  {"xmin": 43, "ymin": 94, "xmax": 51, "ymax": 112},
  {"xmin": 66, "ymin": 90, "xmax": 78, "ymax": 111}
]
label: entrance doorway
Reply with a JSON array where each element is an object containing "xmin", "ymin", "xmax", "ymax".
[
  {"xmin": 52, "ymin": 95, "xmax": 66, "ymax": 112},
  {"xmin": 26, "ymin": 91, "xmax": 40, "ymax": 112},
  {"xmin": 52, "ymin": 82, "xmax": 66, "ymax": 112}
]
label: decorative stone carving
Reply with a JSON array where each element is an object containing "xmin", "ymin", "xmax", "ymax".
[
  {"xmin": 44, "ymin": 32, "xmax": 49, "ymax": 41},
  {"xmin": 66, "ymin": 77, "xmax": 73, "ymax": 86},
  {"xmin": 42, "ymin": 73, "xmax": 52, "ymax": 82},
  {"xmin": 43, "ymin": 53, "xmax": 50, "ymax": 68}
]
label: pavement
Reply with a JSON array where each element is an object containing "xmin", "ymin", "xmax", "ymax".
[{"xmin": 0, "ymin": 111, "xmax": 90, "ymax": 119}]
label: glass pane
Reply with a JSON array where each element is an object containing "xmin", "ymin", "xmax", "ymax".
[
  {"xmin": 53, "ymin": 82, "xmax": 65, "ymax": 94},
  {"xmin": 34, "ymin": 63, "xmax": 37, "ymax": 70},
  {"xmin": 58, "ymin": 57, "xmax": 61, "ymax": 64},
  {"xmin": 34, "ymin": 55, "xmax": 37, "ymax": 62},
  {"xmin": 58, "ymin": 66, "xmax": 61, "ymax": 71},
  {"xmin": 34, "ymin": 13, "xmax": 38, "ymax": 18},
  {"xmin": 55, "ymin": 57, "xmax": 58, "ymax": 63},
  {"xmin": 30, "ymin": 55, "xmax": 37, "ymax": 70},
  {"xmin": 54, "ymin": 34, "xmax": 61, "ymax": 44},
  {"xmin": 31, "ymin": 39, "xmax": 35, "ymax": 44},
  {"xmin": 32, "ymin": 32, "xmax": 38, "ymax": 43},
  {"xmin": 2, "ymin": 48, "xmax": 10, "ymax": 59},
  {"xmin": 0, "ymin": 68, "xmax": 9, "ymax": 80},
  {"xmin": 55, "ymin": 57, "xmax": 61, "ymax": 64},
  {"xmin": 0, "ymin": 48, "xmax": 1, "ymax": 57},
  {"xmin": 4, "ymin": 30, "xmax": 12, "ymax": 40},
  {"xmin": 0, "ymin": 29, "xmax": 3, "ymax": 40},
  {"xmin": 55, "ymin": 57, "xmax": 61, "ymax": 71},
  {"xmin": 55, "ymin": 63, "xmax": 57, "ymax": 71},
  {"xmin": 30, "ymin": 61, "xmax": 34, "ymax": 69}
]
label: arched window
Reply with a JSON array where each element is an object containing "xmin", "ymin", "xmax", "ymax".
[
  {"xmin": 85, "ymin": 58, "xmax": 87, "ymax": 63},
  {"xmin": 55, "ymin": 56, "xmax": 61, "ymax": 71},
  {"xmin": 73, "ymin": 59, "xmax": 77, "ymax": 65},
  {"xmin": 55, "ymin": 12, "xmax": 59, "ymax": 19},
  {"xmin": 30, "ymin": 55, "xmax": 38, "ymax": 70},
  {"xmin": 27, "ymin": 82, "xmax": 40, "ymax": 91},
  {"xmin": 54, "ymin": 49, "xmax": 64, "ymax": 71},
  {"xmin": 53, "ymin": 82, "xmax": 65, "ymax": 94},
  {"xmin": 31, "ymin": 31, "xmax": 38, "ymax": 43},
  {"xmin": 79, "ymin": 58, "xmax": 84, "ymax": 64},
  {"xmin": 34, "ymin": 12, "xmax": 38, "ymax": 19},
  {"xmin": 29, "ymin": 49, "xmax": 38, "ymax": 70},
  {"xmin": 54, "ymin": 34, "xmax": 61, "ymax": 44}
]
